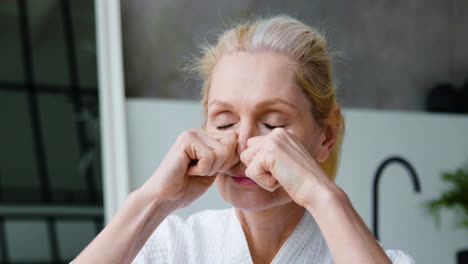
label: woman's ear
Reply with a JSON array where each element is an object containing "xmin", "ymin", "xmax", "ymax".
[{"xmin": 314, "ymin": 106, "xmax": 340, "ymax": 163}]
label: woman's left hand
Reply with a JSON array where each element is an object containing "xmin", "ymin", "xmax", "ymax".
[
  {"xmin": 240, "ymin": 127, "xmax": 337, "ymax": 208},
  {"xmin": 241, "ymin": 128, "xmax": 398, "ymax": 264}
]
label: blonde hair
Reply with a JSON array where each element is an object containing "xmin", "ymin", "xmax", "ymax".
[{"xmin": 187, "ymin": 15, "xmax": 345, "ymax": 180}]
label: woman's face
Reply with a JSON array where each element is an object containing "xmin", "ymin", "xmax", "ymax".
[{"xmin": 205, "ymin": 51, "xmax": 325, "ymax": 211}]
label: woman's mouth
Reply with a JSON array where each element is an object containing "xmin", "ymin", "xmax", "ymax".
[{"xmin": 231, "ymin": 174, "xmax": 257, "ymax": 185}]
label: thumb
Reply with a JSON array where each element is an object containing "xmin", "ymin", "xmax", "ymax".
[{"xmin": 185, "ymin": 175, "xmax": 217, "ymax": 198}]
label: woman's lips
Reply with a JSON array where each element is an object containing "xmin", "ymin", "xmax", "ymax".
[{"xmin": 231, "ymin": 174, "xmax": 257, "ymax": 185}]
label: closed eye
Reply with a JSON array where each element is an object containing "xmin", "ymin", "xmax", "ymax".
[
  {"xmin": 216, "ymin": 124, "xmax": 234, "ymax": 130},
  {"xmin": 264, "ymin": 124, "xmax": 286, "ymax": 130},
  {"xmin": 216, "ymin": 124, "xmax": 286, "ymax": 130}
]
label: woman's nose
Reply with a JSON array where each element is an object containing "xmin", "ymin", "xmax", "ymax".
[{"xmin": 235, "ymin": 122, "xmax": 259, "ymax": 156}]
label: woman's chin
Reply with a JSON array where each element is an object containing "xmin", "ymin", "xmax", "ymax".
[{"xmin": 225, "ymin": 194, "xmax": 272, "ymax": 211}]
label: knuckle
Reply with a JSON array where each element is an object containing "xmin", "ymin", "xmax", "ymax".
[
  {"xmin": 271, "ymin": 185, "xmax": 280, "ymax": 192},
  {"xmin": 246, "ymin": 136, "xmax": 261, "ymax": 147},
  {"xmin": 268, "ymin": 177, "xmax": 277, "ymax": 186},
  {"xmin": 205, "ymin": 149, "xmax": 215, "ymax": 160},
  {"xmin": 272, "ymin": 128, "xmax": 287, "ymax": 140},
  {"xmin": 216, "ymin": 147, "xmax": 227, "ymax": 162},
  {"xmin": 220, "ymin": 143, "xmax": 230, "ymax": 155},
  {"xmin": 261, "ymin": 174, "xmax": 274, "ymax": 186},
  {"xmin": 192, "ymin": 128, "xmax": 204, "ymax": 135},
  {"xmin": 181, "ymin": 129, "xmax": 197, "ymax": 139},
  {"xmin": 274, "ymin": 127, "xmax": 286, "ymax": 134},
  {"xmin": 246, "ymin": 141, "xmax": 254, "ymax": 149},
  {"xmin": 261, "ymin": 183, "xmax": 275, "ymax": 192},
  {"xmin": 226, "ymin": 136, "xmax": 237, "ymax": 147},
  {"xmin": 220, "ymin": 132, "xmax": 236, "ymax": 146},
  {"xmin": 240, "ymin": 151, "xmax": 247, "ymax": 161},
  {"xmin": 176, "ymin": 141, "xmax": 189, "ymax": 154},
  {"xmin": 245, "ymin": 166, "xmax": 254, "ymax": 177}
]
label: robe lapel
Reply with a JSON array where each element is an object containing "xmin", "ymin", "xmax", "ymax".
[
  {"xmin": 227, "ymin": 207, "xmax": 320, "ymax": 264},
  {"xmin": 271, "ymin": 211, "xmax": 319, "ymax": 263},
  {"xmin": 225, "ymin": 207, "xmax": 254, "ymax": 264}
]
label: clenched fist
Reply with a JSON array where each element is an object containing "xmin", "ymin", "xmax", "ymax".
[{"xmin": 138, "ymin": 128, "xmax": 239, "ymax": 209}]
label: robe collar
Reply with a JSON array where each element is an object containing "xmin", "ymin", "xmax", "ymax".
[{"xmin": 225, "ymin": 207, "xmax": 320, "ymax": 263}]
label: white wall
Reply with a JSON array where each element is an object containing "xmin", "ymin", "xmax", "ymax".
[{"xmin": 126, "ymin": 98, "xmax": 468, "ymax": 264}]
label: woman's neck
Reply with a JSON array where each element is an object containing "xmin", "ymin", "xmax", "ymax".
[{"xmin": 235, "ymin": 202, "xmax": 306, "ymax": 264}]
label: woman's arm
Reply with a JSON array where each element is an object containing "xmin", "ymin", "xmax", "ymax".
[
  {"xmin": 305, "ymin": 185, "xmax": 392, "ymax": 264},
  {"xmin": 72, "ymin": 129, "xmax": 238, "ymax": 263},
  {"xmin": 72, "ymin": 190, "xmax": 177, "ymax": 263},
  {"xmin": 240, "ymin": 128, "xmax": 412, "ymax": 263}
]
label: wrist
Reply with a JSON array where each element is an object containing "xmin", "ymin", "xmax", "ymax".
[
  {"xmin": 304, "ymin": 182, "xmax": 349, "ymax": 215},
  {"xmin": 129, "ymin": 188, "xmax": 178, "ymax": 217}
]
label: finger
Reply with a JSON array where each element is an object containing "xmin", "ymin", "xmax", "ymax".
[
  {"xmin": 257, "ymin": 152, "xmax": 280, "ymax": 191},
  {"xmin": 284, "ymin": 129, "xmax": 301, "ymax": 143},
  {"xmin": 201, "ymin": 131, "xmax": 238, "ymax": 175},
  {"xmin": 240, "ymin": 143, "xmax": 262, "ymax": 166},
  {"xmin": 270, "ymin": 181, "xmax": 281, "ymax": 192},
  {"xmin": 260, "ymin": 181, "xmax": 281, "ymax": 192},
  {"xmin": 216, "ymin": 130, "xmax": 239, "ymax": 172},
  {"xmin": 202, "ymin": 129, "xmax": 237, "ymax": 146},
  {"xmin": 212, "ymin": 130, "xmax": 238, "ymax": 146},
  {"xmin": 186, "ymin": 142, "xmax": 215, "ymax": 176},
  {"xmin": 241, "ymin": 137, "xmax": 265, "ymax": 166},
  {"xmin": 197, "ymin": 129, "xmax": 227, "ymax": 147},
  {"xmin": 246, "ymin": 135, "xmax": 264, "ymax": 148},
  {"xmin": 207, "ymin": 144, "xmax": 228, "ymax": 176},
  {"xmin": 255, "ymin": 174, "xmax": 279, "ymax": 192},
  {"xmin": 245, "ymin": 153, "xmax": 279, "ymax": 192},
  {"xmin": 218, "ymin": 149, "xmax": 239, "ymax": 173}
]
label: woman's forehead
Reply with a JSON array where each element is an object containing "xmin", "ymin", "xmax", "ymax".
[
  {"xmin": 208, "ymin": 51, "xmax": 306, "ymax": 108},
  {"xmin": 211, "ymin": 51, "xmax": 296, "ymax": 88}
]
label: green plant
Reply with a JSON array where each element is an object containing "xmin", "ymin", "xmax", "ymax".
[{"xmin": 424, "ymin": 168, "xmax": 468, "ymax": 229}]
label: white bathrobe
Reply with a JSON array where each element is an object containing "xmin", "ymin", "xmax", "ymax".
[{"xmin": 133, "ymin": 207, "xmax": 415, "ymax": 264}]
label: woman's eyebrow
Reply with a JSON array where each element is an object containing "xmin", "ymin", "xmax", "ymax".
[
  {"xmin": 208, "ymin": 100, "xmax": 234, "ymax": 109},
  {"xmin": 257, "ymin": 98, "xmax": 297, "ymax": 111},
  {"xmin": 208, "ymin": 98, "xmax": 297, "ymax": 111}
]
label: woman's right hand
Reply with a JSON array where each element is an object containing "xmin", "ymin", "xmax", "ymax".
[
  {"xmin": 138, "ymin": 128, "xmax": 239, "ymax": 209},
  {"xmin": 73, "ymin": 128, "xmax": 238, "ymax": 263}
]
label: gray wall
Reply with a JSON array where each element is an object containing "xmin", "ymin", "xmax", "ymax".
[{"xmin": 121, "ymin": 0, "xmax": 468, "ymax": 110}]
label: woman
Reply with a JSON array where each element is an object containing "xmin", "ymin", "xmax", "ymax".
[{"xmin": 74, "ymin": 15, "xmax": 415, "ymax": 263}]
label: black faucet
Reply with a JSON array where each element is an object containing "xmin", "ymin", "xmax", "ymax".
[{"xmin": 372, "ymin": 156, "xmax": 421, "ymax": 241}]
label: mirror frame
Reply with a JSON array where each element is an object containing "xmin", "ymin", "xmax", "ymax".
[{"xmin": 95, "ymin": 0, "xmax": 130, "ymax": 223}]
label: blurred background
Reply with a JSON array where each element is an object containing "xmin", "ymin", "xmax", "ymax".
[
  {"xmin": 120, "ymin": 0, "xmax": 468, "ymax": 111},
  {"xmin": 0, "ymin": 0, "xmax": 102, "ymax": 263},
  {"xmin": 1, "ymin": 0, "xmax": 468, "ymax": 263}
]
